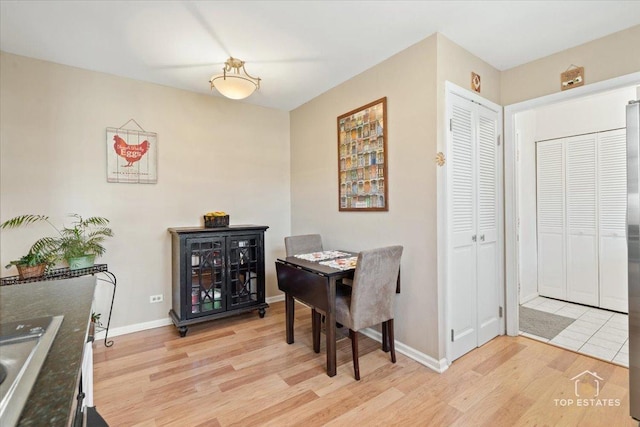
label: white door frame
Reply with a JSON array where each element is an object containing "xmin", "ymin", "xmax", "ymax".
[
  {"xmin": 441, "ymin": 81, "xmax": 504, "ymax": 364},
  {"xmin": 504, "ymin": 71, "xmax": 640, "ymax": 335}
]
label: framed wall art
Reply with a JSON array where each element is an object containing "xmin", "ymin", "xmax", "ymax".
[
  {"xmin": 337, "ymin": 97, "xmax": 388, "ymax": 211},
  {"xmin": 106, "ymin": 119, "xmax": 157, "ymax": 184}
]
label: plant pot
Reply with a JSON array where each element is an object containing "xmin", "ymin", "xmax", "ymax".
[
  {"xmin": 67, "ymin": 254, "xmax": 96, "ymax": 271},
  {"xmin": 16, "ymin": 263, "xmax": 46, "ymax": 279}
]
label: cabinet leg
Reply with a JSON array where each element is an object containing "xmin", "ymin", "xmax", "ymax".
[
  {"xmin": 258, "ymin": 308, "xmax": 266, "ymax": 318},
  {"xmin": 178, "ymin": 326, "xmax": 188, "ymax": 337}
]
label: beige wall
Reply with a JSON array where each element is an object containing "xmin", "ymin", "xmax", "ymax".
[
  {"xmin": 0, "ymin": 52, "xmax": 291, "ymax": 329},
  {"xmin": 502, "ymin": 25, "xmax": 640, "ymax": 106},
  {"xmin": 436, "ymin": 33, "xmax": 501, "ymax": 105},
  {"xmin": 290, "ymin": 34, "xmax": 439, "ymax": 358}
]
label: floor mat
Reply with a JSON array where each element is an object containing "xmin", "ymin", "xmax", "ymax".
[{"xmin": 519, "ymin": 306, "xmax": 576, "ymax": 340}]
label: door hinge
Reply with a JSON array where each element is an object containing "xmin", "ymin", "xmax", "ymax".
[
  {"xmin": 451, "ymin": 329, "xmax": 454, "ymax": 342},
  {"xmin": 497, "ymin": 135, "xmax": 501, "ymax": 146},
  {"xmin": 499, "ymin": 306, "xmax": 503, "ymax": 318},
  {"xmin": 449, "ymin": 118, "xmax": 453, "ymax": 132}
]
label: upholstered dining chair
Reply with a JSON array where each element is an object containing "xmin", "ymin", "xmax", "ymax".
[
  {"xmin": 284, "ymin": 234, "xmax": 323, "ymax": 257},
  {"xmin": 334, "ymin": 245, "xmax": 403, "ymax": 380},
  {"xmin": 284, "ymin": 234, "xmax": 324, "ymax": 351}
]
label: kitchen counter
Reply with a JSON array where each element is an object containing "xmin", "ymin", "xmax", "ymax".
[{"xmin": 0, "ymin": 276, "xmax": 95, "ymax": 426}]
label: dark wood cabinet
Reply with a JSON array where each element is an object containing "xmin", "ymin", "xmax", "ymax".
[{"xmin": 168, "ymin": 225, "xmax": 269, "ymax": 336}]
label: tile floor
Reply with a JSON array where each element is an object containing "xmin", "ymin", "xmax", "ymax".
[{"xmin": 519, "ymin": 296, "xmax": 629, "ymax": 367}]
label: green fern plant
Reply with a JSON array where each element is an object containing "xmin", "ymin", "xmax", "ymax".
[
  {"xmin": 57, "ymin": 214, "xmax": 113, "ymax": 259},
  {"xmin": 1, "ymin": 215, "xmax": 59, "ymax": 269}
]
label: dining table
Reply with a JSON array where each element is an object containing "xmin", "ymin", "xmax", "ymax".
[{"xmin": 275, "ymin": 250, "xmax": 399, "ymax": 377}]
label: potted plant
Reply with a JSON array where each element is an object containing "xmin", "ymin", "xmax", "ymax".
[
  {"xmin": 90, "ymin": 311, "xmax": 102, "ymax": 337},
  {"xmin": 4, "ymin": 247, "xmax": 56, "ymax": 279},
  {"xmin": 0, "ymin": 213, "xmax": 113, "ymax": 271},
  {"xmin": 57, "ymin": 214, "xmax": 113, "ymax": 270},
  {"xmin": 1, "ymin": 215, "xmax": 59, "ymax": 278}
]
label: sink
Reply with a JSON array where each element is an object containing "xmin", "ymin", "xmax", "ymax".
[{"xmin": 0, "ymin": 315, "xmax": 64, "ymax": 426}]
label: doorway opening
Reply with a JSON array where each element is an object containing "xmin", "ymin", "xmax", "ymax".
[{"xmin": 505, "ymin": 73, "xmax": 640, "ymax": 366}]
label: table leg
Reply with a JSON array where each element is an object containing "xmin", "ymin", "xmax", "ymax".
[
  {"xmin": 286, "ymin": 293, "xmax": 294, "ymax": 344},
  {"xmin": 312, "ymin": 308, "xmax": 321, "ymax": 353},
  {"xmin": 326, "ymin": 277, "xmax": 337, "ymax": 377}
]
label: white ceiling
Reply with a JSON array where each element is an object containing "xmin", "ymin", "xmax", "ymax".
[{"xmin": 1, "ymin": 1, "xmax": 639, "ymax": 111}]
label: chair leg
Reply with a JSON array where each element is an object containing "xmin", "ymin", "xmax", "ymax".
[
  {"xmin": 349, "ymin": 329, "xmax": 360, "ymax": 380},
  {"xmin": 382, "ymin": 321, "xmax": 389, "ymax": 352},
  {"xmin": 388, "ymin": 319, "xmax": 396, "ymax": 363}
]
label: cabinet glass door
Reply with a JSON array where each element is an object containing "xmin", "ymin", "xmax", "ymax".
[
  {"xmin": 186, "ymin": 237, "xmax": 225, "ymax": 318},
  {"xmin": 227, "ymin": 234, "xmax": 262, "ymax": 309}
]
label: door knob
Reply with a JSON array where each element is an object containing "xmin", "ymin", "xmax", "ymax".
[
  {"xmin": 480, "ymin": 235, "xmax": 485, "ymax": 241},
  {"xmin": 472, "ymin": 235, "xmax": 477, "ymax": 242}
]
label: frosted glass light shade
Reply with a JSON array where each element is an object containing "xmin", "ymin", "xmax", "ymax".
[{"xmin": 210, "ymin": 75, "xmax": 258, "ymax": 100}]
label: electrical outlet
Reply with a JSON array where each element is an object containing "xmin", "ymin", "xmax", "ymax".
[{"xmin": 149, "ymin": 294, "xmax": 163, "ymax": 303}]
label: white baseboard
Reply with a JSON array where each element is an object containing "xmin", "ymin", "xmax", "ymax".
[
  {"xmin": 266, "ymin": 294, "xmax": 285, "ymax": 304},
  {"xmin": 359, "ymin": 327, "xmax": 449, "ymax": 374},
  {"xmin": 94, "ymin": 317, "xmax": 172, "ymax": 341},
  {"xmin": 520, "ymin": 292, "xmax": 539, "ymax": 305}
]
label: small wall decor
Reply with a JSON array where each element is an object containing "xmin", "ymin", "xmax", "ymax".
[
  {"xmin": 337, "ymin": 97, "xmax": 388, "ymax": 211},
  {"xmin": 561, "ymin": 65, "xmax": 584, "ymax": 91},
  {"xmin": 471, "ymin": 72, "xmax": 481, "ymax": 93},
  {"xmin": 106, "ymin": 119, "xmax": 157, "ymax": 184}
]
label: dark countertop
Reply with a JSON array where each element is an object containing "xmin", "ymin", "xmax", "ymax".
[{"xmin": 0, "ymin": 276, "xmax": 95, "ymax": 426}]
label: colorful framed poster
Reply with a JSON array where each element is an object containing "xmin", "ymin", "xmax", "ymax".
[
  {"xmin": 337, "ymin": 97, "xmax": 388, "ymax": 211},
  {"xmin": 106, "ymin": 121, "xmax": 157, "ymax": 184}
]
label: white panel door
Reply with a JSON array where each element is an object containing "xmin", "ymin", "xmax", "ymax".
[
  {"xmin": 537, "ymin": 140, "xmax": 566, "ymax": 299},
  {"xmin": 448, "ymin": 94, "xmax": 478, "ymax": 361},
  {"xmin": 476, "ymin": 106, "xmax": 500, "ymax": 346},
  {"xmin": 565, "ymin": 134, "xmax": 599, "ymax": 306},
  {"xmin": 598, "ymin": 129, "xmax": 628, "ymax": 312}
]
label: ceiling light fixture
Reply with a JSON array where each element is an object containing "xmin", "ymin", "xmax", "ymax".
[{"xmin": 209, "ymin": 57, "xmax": 261, "ymax": 100}]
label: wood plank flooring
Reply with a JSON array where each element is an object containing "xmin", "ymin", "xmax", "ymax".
[{"xmin": 93, "ymin": 302, "xmax": 637, "ymax": 426}]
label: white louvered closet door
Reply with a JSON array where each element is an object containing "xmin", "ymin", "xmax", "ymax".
[
  {"xmin": 449, "ymin": 94, "xmax": 478, "ymax": 362},
  {"xmin": 565, "ymin": 134, "xmax": 599, "ymax": 306},
  {"xmin": 537, "ymin": 140, "xmax": 566, "ymax": 300},
  {"xmin": 448, "ymin": 93, "xmax": 501, "ymax": 362},
  {"xmin": 476, "ymin": 106, "xmax": 500, "ymax": 347},
  {"xmin": 598, "ymin": 129, "xmax": 628, "ymax": 312}
]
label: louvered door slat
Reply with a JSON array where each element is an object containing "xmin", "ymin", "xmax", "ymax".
[
  {"xmin": 478, "ymin": 115, "xmax": 496, "ymax": 233},
  {"xmin": 566, "ymin": 135, "xmax": 597, "ymax": 231},
  {"xmin": 537, "ymin": 142, "xmax": 564, "ymax": 230},
  {"xmin": 598, "ymin": 128, "xmax": 628, "ymax": 312},
  {"xmin": 537, "ymin": 139, "xmax": 566, "ymax": 300},
  {"xmin": 451, "ymin": 105, "xmax": 474, "ymax": 237},
  {"xmin": 564, "ymin": 133, "xmax": 598, "ymax": 305},
  {"xmin": 599, "ymin": 130, "xmax": 627, "ymax": 233}
]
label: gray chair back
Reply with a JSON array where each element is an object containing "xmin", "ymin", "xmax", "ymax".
[
  {"xmin": 349, "ymin": 245, "xmax": 403, "ymax": 331},
  {"xmin": 284, "ymin": 234, "xmax": 323, "ymax": 256}
]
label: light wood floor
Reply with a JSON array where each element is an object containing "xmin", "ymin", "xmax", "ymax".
[{"xmin": 93, "ymin": 301, "xmax": 637, "ymax": 426}]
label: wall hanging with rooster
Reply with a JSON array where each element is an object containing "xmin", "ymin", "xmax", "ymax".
[{"xmin": 106, "ymin": 119, "xmax": 157, "ymax": 184}]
